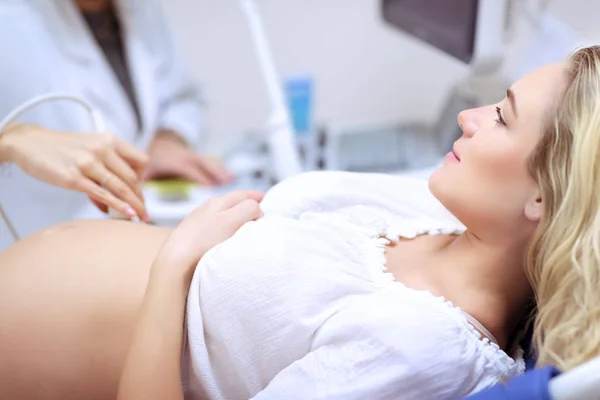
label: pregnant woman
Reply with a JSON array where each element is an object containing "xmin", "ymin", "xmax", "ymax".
[{"xmin": 1, "ymin": 47, "xmax": 600, "ymax": 399}]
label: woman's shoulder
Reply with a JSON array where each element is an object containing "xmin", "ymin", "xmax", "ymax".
[
  {"xmin": 261, "ymin": 171, "xmax": 464, "ymax": 231},
  {"xmin": 326, "ymin": 288, "xmax": 525, "ymax": 394},
  {"xmin": 263, "ymin": 170, "xmax": 429, "ymax": 201}
]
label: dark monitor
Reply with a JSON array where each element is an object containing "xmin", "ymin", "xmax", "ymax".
[{"xmin": 381, "ymin": 0, "xmax": 479, "ymax": 64}]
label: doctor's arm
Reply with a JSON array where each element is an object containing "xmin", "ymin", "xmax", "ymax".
[
  {"xmin": 142, "ymin": 0, "xmax": 233, "ymax": 186},
  {"xmin": 117, "ymin": 191, "xmax": 263, "ymax": 400},
  {"xmin": 0, "ymin": 123, "xmax": 150, "ymax": 221}
]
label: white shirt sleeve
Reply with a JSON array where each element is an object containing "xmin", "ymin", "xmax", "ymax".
[
  {"xmin": 250, "ymin": 297, "xmax": 489, "ymax": 400},
  {"xmin": 0, "ymin": 2, "xmax": 96, "ymax": 132},
  {"xmin": 143, "ymin": 0, "xmax": 206, "ymax": 148}
]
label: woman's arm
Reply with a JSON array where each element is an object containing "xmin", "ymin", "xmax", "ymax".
[
  {"xmin": 117, "ymin": 190, "xmax": 264, "ymax": 400},
  {"xmin": 116, "ymin": 266, "xmax": 189, "ymax": 400}
]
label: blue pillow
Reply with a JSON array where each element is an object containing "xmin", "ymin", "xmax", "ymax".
[{"xmin": 464, "ymin": 366, "xmax": 561, "ymax": 400}]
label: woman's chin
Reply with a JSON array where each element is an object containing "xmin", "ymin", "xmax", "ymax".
[
  {"xmin": 427, "ymin": 164, "xmax": 445, "ymax": 190},
  {"xmin": 427, "ymin": 164, "xmax": 456, "ymax": 207}
]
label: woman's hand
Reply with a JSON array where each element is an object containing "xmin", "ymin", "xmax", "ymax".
[
  {"xmin": 117, "ymin": 190, "xmax": 263, "ymax": 400},
  {"xmin": 0, "ymin": 123, "xmax": 150, "ymax": 221},
  {"xmin": 153, "ymin": 190, "xmax": 264, "ymax": 282}
]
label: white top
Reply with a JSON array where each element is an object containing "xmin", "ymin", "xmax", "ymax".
[{"xmin": 183, "ymin": 171, "xmax": 525, "ymax": 400}]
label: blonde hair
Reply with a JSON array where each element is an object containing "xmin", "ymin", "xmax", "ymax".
[{"xmin": 527, "ymin": 45, "xmax": 600, "ymax": 371}]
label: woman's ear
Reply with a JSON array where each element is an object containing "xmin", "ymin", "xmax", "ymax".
[{"xmin": 524, "ymin": 193, "xmax": 543, "ymax": 222}]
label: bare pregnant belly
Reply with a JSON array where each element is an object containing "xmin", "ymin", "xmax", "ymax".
[{"xmin": 0, "ymin": 220, "xmax": 170, "ymax": 400}]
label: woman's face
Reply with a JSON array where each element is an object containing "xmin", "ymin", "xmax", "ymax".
[{"xmin": 429, "ymin": 63, "xmax": 569, "ymax": 237}]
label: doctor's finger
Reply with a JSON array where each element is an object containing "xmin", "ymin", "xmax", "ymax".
[
  {"xmin": 115, "ymin": 138, "xmax": 149, "ymax": 175},
  {"xmin": 90, "ymin": 166, "xmax": 147, "ymax": 220},
  {"xmin": 89, "ymin": 197, "xmax": 108, "ymax": 213},
  {"xmin": 195, "ymin": 156, "xmax": 232, "ymax": 184},
  {"xmin": 75, "ymin": 177, "xmax": 138, "ymax": 219},
  {"xmin": 177, "ymin": 162, "xmax": 213, "ymax": 186},
  {"xmin": 104, "ymin": 151, "xmax": 144, "ymax": 200}
]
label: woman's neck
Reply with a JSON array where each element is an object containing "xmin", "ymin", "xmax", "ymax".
[
  {"xmin": 388, "ymin": 231, "xmax": 533, "ymax": 350},
  {"xmin": 431, "ymin": 231, "xmax": 533, "ymax": 349},
  {"xmin": 74, "ymin": 0, "xmax": 112, "ymax": 13}
]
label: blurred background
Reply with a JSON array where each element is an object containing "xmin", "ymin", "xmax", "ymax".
[
  {"xmin": 1, "ymin": 0, "xmax": 597, "ymax": 246},
  {"xmin": 159, "ymin": 0, "xmax": 598, "ymax": 154}
]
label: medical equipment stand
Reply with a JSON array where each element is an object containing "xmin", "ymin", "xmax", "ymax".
[{"xmin": 240, "ymin": 0, "xmax": 303, "ymax": 182}]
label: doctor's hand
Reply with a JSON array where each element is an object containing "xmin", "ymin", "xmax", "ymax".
[
  {"xmin": 0, "ymin": 123, "xmax": 150, "ymax": 221},
  {"xmin": 143, "ymin": 131, "xmax": 234, "ymax": 186}
]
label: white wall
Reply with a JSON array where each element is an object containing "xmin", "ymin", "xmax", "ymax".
[
  {"xmin": 160, "ymin": 0, "xmax": 600, "ymax": 153},
  {"xmin": 159, "ymin": 0, "xmax": 469, "ymax": 152},
  {"xmin": 548, "ymin": 0, "xmax": 600, "ymax": 38}
]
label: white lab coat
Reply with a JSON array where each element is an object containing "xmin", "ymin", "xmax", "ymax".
[{"xmin": 0, "ymin": 0, "xmax": 205, "ymax": 249}]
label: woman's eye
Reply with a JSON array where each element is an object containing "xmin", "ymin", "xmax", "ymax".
[{"xmin": 495, "ymin": 106, "xmax": 507, "ymax": 126}]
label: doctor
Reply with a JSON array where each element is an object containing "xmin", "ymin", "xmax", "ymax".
[{"xmin": 0, "ymin": 0, "xmax": 233, "ymax": 249}]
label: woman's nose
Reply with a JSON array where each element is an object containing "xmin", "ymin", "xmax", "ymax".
[{"xmin": 457, "ymin": 109, "xmax": 479, "ymax": 138}]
